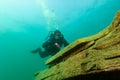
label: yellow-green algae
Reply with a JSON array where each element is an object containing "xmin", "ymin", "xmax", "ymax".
[{"xmin": 35, "ymin": 10, "xmax": 120, "ymax": 80}]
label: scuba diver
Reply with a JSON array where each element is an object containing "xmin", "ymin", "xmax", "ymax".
[{"xmin": 31, "ymin": 30, "xmax": 69, "ymax": 58}]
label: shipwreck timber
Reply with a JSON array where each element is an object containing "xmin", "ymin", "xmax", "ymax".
[{"xmin": 35, "ymin": 10, "xmax": 120, "ymax": 80}]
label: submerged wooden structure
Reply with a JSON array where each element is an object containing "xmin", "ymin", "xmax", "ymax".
[{"xmin": 35, "ymin": 10, "xmax": 120, "ymax": 80}]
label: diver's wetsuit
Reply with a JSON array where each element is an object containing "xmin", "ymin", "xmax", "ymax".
[{"xmin": 39, "ymin": 35, "xmax": 69, "ymax": 58}]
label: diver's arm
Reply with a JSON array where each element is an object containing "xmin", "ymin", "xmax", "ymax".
[
  {"xmin": 64, "ymin": 39, "xmax": 69, "ymax": 47},
  {"xmin": 42, "ymin": 41, "xmax": 48, "ymax": 48},
  {"xmin": 62, "ymin": 36, "xmax": 69, "ymax": 47}
]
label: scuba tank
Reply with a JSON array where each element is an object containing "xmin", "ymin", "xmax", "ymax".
[{"xmin": 44, "ymin": 31, "xmax": 54, "ymax": 41}]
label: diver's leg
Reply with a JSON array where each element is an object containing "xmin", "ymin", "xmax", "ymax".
[
  {"xmin": 31, "ymin": 48, "xmax": 41, "ymax": 54},
  {"xmin": 38, "ymin": 50, "xmax": 50, "ymax": 58},
  {"xmin": 31, "ymin": 48, "xmax": 50, "ymax": 58}
]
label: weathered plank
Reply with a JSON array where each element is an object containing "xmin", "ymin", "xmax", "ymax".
[{"xmin": 35, "ymin": 10, "xmax": 120, "ymax": 80}]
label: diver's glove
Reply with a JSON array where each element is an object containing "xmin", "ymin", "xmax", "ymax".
[{"xmin": 55, "ymin": 43, "xmax": 60, "ymax": 48}]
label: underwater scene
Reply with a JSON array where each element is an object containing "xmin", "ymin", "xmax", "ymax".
[{"xmin": 0, "ymin": 0, "xmax": 120, "ymax": 80}]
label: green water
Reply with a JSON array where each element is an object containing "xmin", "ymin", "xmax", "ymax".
[{"xmin": 0, "ymin": 0, "xmax": 120, "ymax": 80}]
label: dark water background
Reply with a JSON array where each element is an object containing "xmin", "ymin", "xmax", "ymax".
[{"xmin": 0, "ymin": 0, "xmax": 120, "ymax": 80}]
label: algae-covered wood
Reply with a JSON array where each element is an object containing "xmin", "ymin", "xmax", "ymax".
[
  {"xmin": 35, "ymin": 10, "xmax": 120, "ymax": 80},
  {"xmin": 45, "ymin": 25, "xmax": 110, "ymax": 65}
]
